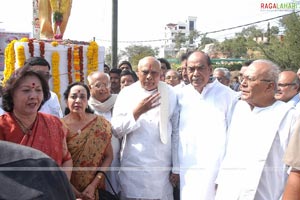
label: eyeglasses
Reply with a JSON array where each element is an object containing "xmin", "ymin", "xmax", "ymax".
[
  {"xmin": 242, "ymin": 75, "xmax": 272, "ymax": 83},
  {"xmin": 91, "ymin": 82, "xmax": 109, "ymax": 89},
  {"xmin": 140, "ymin": 70, "xmax": 160, "ymax": 77},
  {"xmin": 187, "ymin": 65, "xmax": 208, "ymax": 73},
  {"xmin": 278, "ymin": 83, "xmax": 296, "ymax": 87},
  {"xmin": 165, "ymin": 76, "xmax": 178, "ymax": 80}
]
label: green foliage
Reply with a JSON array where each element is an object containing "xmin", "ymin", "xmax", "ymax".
[
  {"xmin": 259, "ymin": 12, "xmax": 300, "ymax": 70},
  {"xmin": 120, "ymin": 45, "xmax": 159, "ymax": 67}
]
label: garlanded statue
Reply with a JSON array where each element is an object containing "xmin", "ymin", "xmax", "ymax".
[{"xmin": 38, "ymin": 0, "xmax": 72, "ymax": 39}]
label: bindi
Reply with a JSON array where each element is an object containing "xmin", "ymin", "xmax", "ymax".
[{"xmin": 31, "ymin": 83, "xmax": 35, "ymax": 88}]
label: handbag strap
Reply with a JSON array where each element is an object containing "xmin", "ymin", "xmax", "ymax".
[{"xmin": 97, "ymin": 170, "xmax": 120, "ymax": 200}]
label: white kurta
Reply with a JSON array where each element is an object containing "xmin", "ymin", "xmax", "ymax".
[
  {"xmin": 39, "ymin": 91, "xmax": 63, "ymax": 118},
  {"xmin": 111, "ymin": 81, "xmax": 179, "ymax": 199},
  {"xmin": 215, "ymin": 100, "xmax": 297, "ymax": 200},
  {"xmin": 177, "ymin": 80, "xmax": 238, "ymax": 200}
]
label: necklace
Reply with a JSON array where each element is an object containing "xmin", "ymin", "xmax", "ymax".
[{"xmin": 13, "ymin": 113, "xmax": 36, "ymax": 135}]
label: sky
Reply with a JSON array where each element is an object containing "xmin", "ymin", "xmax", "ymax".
[{"xmin": 0, "ymin": 0, "xmax": 294, "ymax": 50}]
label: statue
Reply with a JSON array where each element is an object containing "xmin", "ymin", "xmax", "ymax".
[{"xmin": 38, "ymin": 0, "xmax": 72, "ymax": 39}]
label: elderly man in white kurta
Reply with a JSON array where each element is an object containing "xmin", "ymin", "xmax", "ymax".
[
  {"xmin": 177, "ymin": 51, "xmax": 238, "ymax": 200},
  {"xmin": 215, "ymin": 59, "xmax": 297, "ymax": 200},
  {"xmin": 111, "ymin": 56, "xmax": 179, "ymax": 200}
]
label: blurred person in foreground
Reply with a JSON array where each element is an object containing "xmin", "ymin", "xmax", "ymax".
[
  {"xmin": 215, "ymin": 59, "xmax": 297, "ymax": 200},
  {"xmin": 111, "ymin": 56, "xmax": 179, "ymax": 200},
  {"xmin": 62, "ymin": 82, "xmax": 113, "ymax": 200},
  {"xmin": 282, "ymin": 118, "xmax": 300, "ymax": 200},
  {"xmin": 0, "ymin": 141, "xmax": 76, "ymax": 199},
  {"xmin": 0, "ymin": 66, "xmax": 72, "ymax": 177}
]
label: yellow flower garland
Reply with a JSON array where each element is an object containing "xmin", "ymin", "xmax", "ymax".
[
  {"xmin": 73, "ymin": 45, "xmax": 81, "ymax": 82},
  {"xmin": 51, "ymin": 51, "xmax": 61, "ymax": 100},
  {"xmin": 16, "ymin": 45, "xmax": 26, "ymax": 67},
  {"xmin": 87, "ymin": 41, "xmax": 98, "ymax": 76},
  {"xmin": 3, "ymin": 40, "xmax": 16, "ymax": 85}
]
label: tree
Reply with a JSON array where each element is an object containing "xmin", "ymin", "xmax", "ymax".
[
  {"xmin": 173, "ymin": 31, "xmax": 187, "ymax": 49},
  {"xmin": 259, "ymin": 12, "xmax": 300, "ymax": 70},
  {"xmin": 120, "ymin": 45, "xmax": 159, "ymax": 67},
  {"xmin": 199, "ymin": 34, "xmax": 218, "ymax": 50}
]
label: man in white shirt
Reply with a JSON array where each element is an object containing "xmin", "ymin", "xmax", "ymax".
[
  {"xmin": 215, "ymin": 59, "xmax": 297, "ymax": 200},
  {"xmin": 24, "ymin": 57, "xmax": 63, "ymax": 118},
  {"xmin": 177, "ymin": 51, "xmax": 238, "ymax": 200},
  {"xmin": 87, "ymin": 71, "xmax": 121, "ymax": 195},
  {"xmin": 275, "ymin": 70, "xmax": 300, "ymax": 110},
  {"xmin": 111, "ymin": 56, "xmax": 179, "ymax": 200}
]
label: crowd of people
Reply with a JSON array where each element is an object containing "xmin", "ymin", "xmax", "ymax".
[{"xmin": 0, "ymin": 52, "xmax": 300, "ymax": 200}]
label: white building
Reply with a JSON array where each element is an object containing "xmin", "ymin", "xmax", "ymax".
[{"xmin": 160, "ymin": 16, "xmax": 197, "ymax": 57}]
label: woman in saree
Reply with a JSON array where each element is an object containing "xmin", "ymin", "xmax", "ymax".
[
  {"xmin": 0, "ymin": 66, "xmax": 72, "ymax": 179},
  {"xmin": 62, "ymin": 82, "xmax": 113, "ymax": 200}
]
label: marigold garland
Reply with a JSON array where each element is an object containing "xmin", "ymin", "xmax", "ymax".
[
  {"xmin": 67, "ymin": 47, "xmax": 72, "ymax": 84},
  {"xmin": 51, "ymin": 41, "xmax": 59, "ymax": 47},
  {"xmin": 79, "ymin": 46, "xmax": 84, "ymax": 82},
  {"xmin": 39, "ymin": 41, "xmax": 45, "ymax": 58},
  {"xmin": 3, "ymin": 40, "xmax": 16, "ymax": 85},
  {"xmin": 87, "ymin": 41, "xmax": 98, "ymax": 76},
  {"xmin": 73, "ymin": 45, "xmax": 82, "ymax": 82},
  {"xmin": 28, "ymin": 39, "xmax": 34, "ymax": 57},
  {"xmin": 16, "ymin": 45, "xmax": 26, "ymax": 67},
  {"xmin": 20, "ymin": 38, "xmax": 29, "ymax": 42},
  {"xmin": 51, "ymin": 51, "xmax": 61, "ymax": 100}
]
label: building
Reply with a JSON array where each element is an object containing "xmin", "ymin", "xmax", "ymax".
[{"xmin": 160, "ymin": 16, "xmax": 197, "ymax": 58}]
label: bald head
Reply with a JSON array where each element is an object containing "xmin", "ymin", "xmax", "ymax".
[
  {"xmin": 137, "ymin": 56, "xmax": 161, "ymax": 91},
  {"xmin": 87, "ymin": 71, "xmax": 110, "ymax": 86},
  {"xmin": 138, "ymin": 56, "xmax": 161, "ymax": 71}
]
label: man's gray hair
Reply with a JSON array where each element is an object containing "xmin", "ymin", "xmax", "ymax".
[
  {"xmin": 87, "ymin": 71, "xmax": 111, "ymax": 88},
  {"xmin": 214, "ymin": 67, "xmax": 231, "ymax": 80},
  {"xmin": 251, "ymin": 59, "xmax": 280, "ymax": 91}
]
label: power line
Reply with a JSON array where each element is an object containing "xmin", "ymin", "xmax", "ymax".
[{"xmin": 96, "ymin": 11, "xmax": 299, "ymax": 44}]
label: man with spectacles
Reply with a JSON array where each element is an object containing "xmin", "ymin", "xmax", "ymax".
[
  {"xmin": 216, "ymin": 59, "xmax": 297, "ymax": 200},
  {"xmin": 275, "ymin": 71, "xmax": 300, "ymax": 110},
  {"xmin": 165, "ymin": 69, "xmax": 181, "ymax": 87},
  {"xmin": 87, "ymin": 71, "xmax": 121, "ymax": 196},
  {"xmin": 177, "ymin": 51, "xmax": 238, "ymax": 200},
  {"xmin": 213, "ymin": 67, "xmax": 231, "ymax": 87},
  {"xmin": 111, "ymin": 56, "xmax": 179, "ymax": 200},
  {"xmin": 24, "ymin": 57, "xmax": 63, "ymax": 118}
]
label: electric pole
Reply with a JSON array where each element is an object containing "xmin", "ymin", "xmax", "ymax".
[{"xmin": 112, "ymin": 0, "xmax": 118, "ymax": 68}]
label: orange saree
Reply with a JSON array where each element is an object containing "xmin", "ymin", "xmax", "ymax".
[
  {"xmin": 0, "ymin": 112, "xmax": 70, "ymax": 166},
  {"xmin": 64, "ymin": 116, "xmax": 112, "ymax": 199}
]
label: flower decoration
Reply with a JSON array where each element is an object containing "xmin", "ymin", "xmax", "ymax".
[
  {"xmin": 73, "ymin": 45, "xmax": 83, "ymax": 82},
  {"xmin": 79, "ymin": 46, "xmax": 84, "ymax": 82},
  {"xmin": 51, "ymin": 51, "xmax": 61, "ymax": 100},
  {"xmin": 20, "ymin": 38, "xmax": 29, "ymax": 42},
  {"xmin": 28, "ymin": 39, "xmax": 34, "ymax": 57},
  {"xmin": 16, "ymin": 45, "xmax": 26, "ymax": 67},
  {"xmin": 87, "ymin": 41, "xmax": 99, "ymax": 76},
  {"xmin": 39, "ymin": 41, "xmax": 45, "ymax": 58},
  {"xmin": 51, "ymin": 41, "xmax": 59, "ymax": 47},
  {"xmin": 3, "ymin": 40, "xmax": 17, "ymax": 85},
  {"xmin": 67, "ymin": 47, "xmax": 72, "ymax": 84}
]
